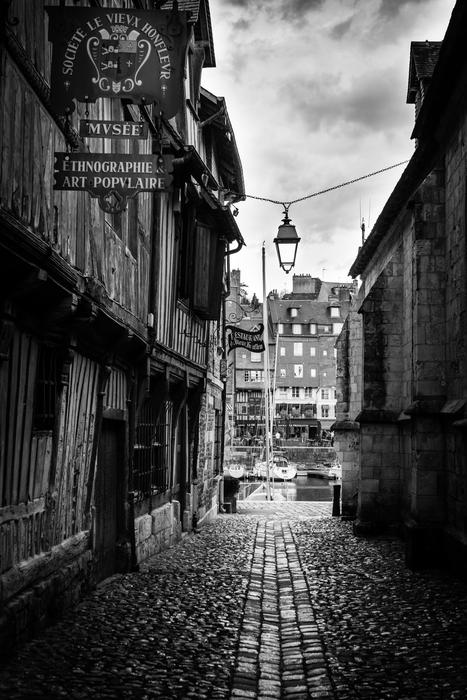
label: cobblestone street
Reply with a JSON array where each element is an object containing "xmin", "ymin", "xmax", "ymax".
[{"xmin": 1, "ymin": 502, "xmax": 467, "ymax": 699}]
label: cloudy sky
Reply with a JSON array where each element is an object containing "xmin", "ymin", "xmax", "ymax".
[{"xmin": 202, "ymin": 0, "xmax": 454, "ymax": 299}]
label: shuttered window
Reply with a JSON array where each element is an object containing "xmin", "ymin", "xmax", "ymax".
[{"xmin": 192, "ymin": 223, "xmax": 225, "ymax": 320}]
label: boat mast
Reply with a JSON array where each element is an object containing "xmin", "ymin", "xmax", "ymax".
[{"xmin": 262, "ymin": 243, "xmax": 272, "ymax": 500}]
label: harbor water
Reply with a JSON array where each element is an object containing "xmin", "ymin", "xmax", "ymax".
[{"xmin": 238, "ymin": 475, "xmax": 335, "ymax": 502}]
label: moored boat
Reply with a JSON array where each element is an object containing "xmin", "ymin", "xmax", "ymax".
[
  {"xmin": 253, "ymin": 454, "xmax": 297, "ymax": 481},
  {"xmin": 224, "ymin": 463, "xmax": 245, "ymax": 479},
  {"xmin": 307, "ymin": 462, "xmax": 341, "ymax": 480}
]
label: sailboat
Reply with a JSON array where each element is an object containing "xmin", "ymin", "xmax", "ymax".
[
  {"xmin": 253, "ymin": 451, "xmax": 297, "ymax": 481},
  {"xmin": 253, "ymin": 322, "xmax": 297, "ymax": 483},
  {"xmin": 224, "ymin": 397, "xmax": 245, "ymax": 479}
]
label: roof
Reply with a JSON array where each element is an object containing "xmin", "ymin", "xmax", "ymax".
[
  {"xmin": 268, "ymin": 298, "xmax": 344, "ymax": 327},
  {"xmin": 407, "ymin": 41, "xmax": 442, "ymax": 104},
  {"xmin": 200, "ymin": 88, "xmax": 245, "ymax": 200},
  {"xmin": 160, "ymin": 0, "xmax": 215, "ymax": 67}
]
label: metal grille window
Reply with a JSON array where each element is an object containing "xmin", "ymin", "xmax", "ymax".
[
  {"xmin": 133, "ymin": 399, "xmax": 171, "ymax": 499},
  {"xmin": 214, "ymin": 409, "xmax": 222, "ymax": 475},
  {"xmin": 33, "ymin": 345, "xmax": 58, "ymax": 431}
]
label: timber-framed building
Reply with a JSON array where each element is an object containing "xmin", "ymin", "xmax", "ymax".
[{"xmin": 0, "ymin": 0, "xmax": 244, "ymax": 651}]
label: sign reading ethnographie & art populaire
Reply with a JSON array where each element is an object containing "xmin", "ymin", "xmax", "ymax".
[
  {"xmin": 225, "ymin": 324, "xmax": 266, "ymax": 353},
  {"xmin": 53, "ymin": 152, "xmax": 173, "ymax": 210},
  {"xmin": 45, "ymin": 7, "xmax": 189, "ymax": 117}
]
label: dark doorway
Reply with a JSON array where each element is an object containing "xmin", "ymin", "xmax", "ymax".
[
  {"xmin": 95, "ymin": 419, "xmax": 124, "ymax": 581},
  {"xmin": 172, "ymin": 406, "xmax": 188, "ymax": 527}
]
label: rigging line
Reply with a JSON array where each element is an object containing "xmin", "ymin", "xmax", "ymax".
[{"xmin": 237, "ymin": 159, "xmax": 410, "ymax": 207}]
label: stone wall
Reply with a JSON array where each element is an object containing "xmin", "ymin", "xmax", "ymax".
[
  {"xmin": 196, "ymin": 378, "xmax": 223, "ymax": 527},
  {"xmin": 134, "ymin": 502, "xmax": 182, "ymax": 563},
  {"xmin": 0, "ymin": 534, "xmax": 93, "ymax": 656}
]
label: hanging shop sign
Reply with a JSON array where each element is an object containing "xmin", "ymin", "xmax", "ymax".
[
  {"xmin": 45, "ymin": 7, "xmax": 189, "ymax": 117},
  {"xmin": 79, "ymin": 119, "xmax": 148, "ymax": 139},
  {"xmin": 54, "ymin": 152, "xmax": 173, "ymax": 212},
  {"xmin": 225, "ymin": 324, "xmax": 266, "ymax": 353}
]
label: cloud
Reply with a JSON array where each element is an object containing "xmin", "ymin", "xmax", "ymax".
[
  {"xmin": 378, "ymin": 0, "xmax": 426, "ymax": 20},
  {"xmin": 283, "ymin": 67, "xmax": 406, "ymax": 135},
  {"xmin": 329, "ymin": 17, "xmax": 353, "ymax": 40}
]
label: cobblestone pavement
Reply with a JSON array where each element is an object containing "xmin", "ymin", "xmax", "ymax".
[{"xmin": 1, "ymin": 502, "xmax": 467, "ymax": 699}]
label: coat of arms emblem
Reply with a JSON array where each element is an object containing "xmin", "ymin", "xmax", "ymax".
[{"xmin": 87, "ymin": 26, "xmax": 151, "ymax": 95}]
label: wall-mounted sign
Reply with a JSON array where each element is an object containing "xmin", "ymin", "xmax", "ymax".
[
  {"xmin": 46, "ymin": 7, "xmax": 189, "ymax": 117},
  {"xmin": 226, "ymin": 324, "xmax": 266, "ymax": 353},
  {"xmin": 54, "ymin": 152, "xmax": 173, "ymax": 213},
  {"xmin": 79, "ymin": 120, "xmax": 148, "ymax": 139}
]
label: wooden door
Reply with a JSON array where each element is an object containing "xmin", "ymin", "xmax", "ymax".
[
  {"xmin": 172, "ymin": 407, "xmax": 188, "ymax": 525},
  {"xmin": 95, "ymin": 419, "xmax": 122, "ymax": 581}
]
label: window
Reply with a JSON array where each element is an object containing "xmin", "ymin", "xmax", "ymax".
[
  {"xmin": 280, "ymin": 368, "xmax": 286, "ymax": 377},
  {"xmin": 321, "ymin": 389, "xmax": 330, "ymax": 400},
  {"xmin": 330, "ymin": 306, "xmax": 340, "ymax": 317},
  {"xmin": 293, "ymin": 342, "xmax": 303, "ymax": 356},
  {"xmin": 310, "ymin": 347, "xmax": 316, "ymax": 357},
  {"xmin": 280, "ymin": 346, "xmax": 286, "ymax": 356},
  {"xmin": 33, "ymin": 345, "xmax": 58, "ymax": 431},
  {"xmin": 293, "ymin": 364, "xmax": 303, "ymax": 378},
  {"xmin": 334, "ymin": 348, "xmax": 337, "ymax": 358},
  {"xmin": 278, "ymin": 387, "xmax": 287, "ymax": 397},
  {"xmin": 318, "ymin": 324, "xmax": 332, "ymax": 334},
  {"xmin": 323, "ymin": 350, "xmax": 328, "ymax": 356},
  {"xmin": 292, "ymin": 324, "xmax": 302, "ymax": 335},
  {"xmin": 310, "ymin": 368, "xmax": 317, "ymax": 378},
  {"xmin": 241, "ymin": 405, "xmax": 247, "ymax": 414},
  {"xmin": 292, "ymin": 387, "xmax": 300, "ymax": 398},
  {"xmin": 278, "ymin": 323, "xmax": 284, "ymax": 334},
  {"xmin": 310, "ymin": 324, "xmax": 317, "ymax": 334},
  {"xmin": 251, "ymin": 352, "xmax": 261, "ymax": 363},
  {"xmin": 245, "ymin": 370, "xmax": 264, "ymax": 382},
  {"xmin": 321, "ymin": 405, "xmax": 330, "ymax": 418},
  {"xmin": 304, "ymin": 387, "xmax": 313, "ymax": 398},
  {"xmin": 134, "ymin": 399, "xmax": 171, "ymax": 498},
  {"xmin": 290, "ymin": 307, "xmax": 298, "ymax": 318}
]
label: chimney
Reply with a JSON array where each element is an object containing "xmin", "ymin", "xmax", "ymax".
[{"xmin": 292, "ymin": 274, "xmax": 316, "ymax": 295}]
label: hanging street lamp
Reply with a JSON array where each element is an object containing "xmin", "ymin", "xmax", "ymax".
[{"xmin": 274, "ymin": 207, "xmax": 300, "ymax": 273}]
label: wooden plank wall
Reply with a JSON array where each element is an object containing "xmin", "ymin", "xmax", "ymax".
[
  {"xmin": 156, "ymin": 193, "xmax": 177, "ymax": 346},
  {"xmin": 104, "ymin": 367, "xmax": 127, "ymax": 412},
  {"xmin": 2, "ymin": 2, "xmax": 152, "ymax": 329},
  {"xmin": 0, "ymin": 329, "xmax": 54, "ymax": 506},
  {"xmin": 0, "ymin": 329, "xmax": 53, "ymax": 574},
  {"xmin": 52, "ymin": 353, "xmax": 100, "ymax": 545}
]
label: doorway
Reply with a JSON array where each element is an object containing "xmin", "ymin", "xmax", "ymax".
[{"xmin": 95, "ymin": 418, "xmax": 124, "ymax": 581}]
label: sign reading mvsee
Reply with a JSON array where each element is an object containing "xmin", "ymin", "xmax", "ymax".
[
  {"xmin": 79, "ymin": 120, "xmax": 148, "ymax": 139},
  {"xmin": 54, "ymin": 153, "xmax": 172, "ymax": 194}
]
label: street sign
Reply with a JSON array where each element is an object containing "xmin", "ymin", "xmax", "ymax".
[
  {"xmin": 46, "ymin": 7, "xmax": 189, "ymax": 117},
  {"xmin": 225, "ymin": 324, "xmax": 266, "ymax": 353},
  {"xmin": 54, "ymin": 152, "xmax": 173, "ymax": 212},
  {"xmin": 79, "ymin": 120, "xmax": 148, "ymax": 139}
]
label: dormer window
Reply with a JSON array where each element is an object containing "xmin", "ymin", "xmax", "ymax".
[
  {"xmin": 330, "ymin": 306, "xmax": 340, "ymax": 318},
  {"xmin": 290, "ymin": 307, "xmax": 298, "ymax": 318}
]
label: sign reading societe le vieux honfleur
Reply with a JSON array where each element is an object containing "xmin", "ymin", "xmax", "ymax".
[
  {"xmin": 53, "ymin": 153, "xmax": 173, "ymax": 198},
  {"xmin": 225, "ymin": 324, "xmax": 266, "ymax": 353},
  {"xmin": 45, "ymin": 7, "xmax": 189, "ymax": 117}
]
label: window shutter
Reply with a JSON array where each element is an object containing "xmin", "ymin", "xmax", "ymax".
[{"xmin": 192, "ymin": 224, "xmax": 224, "ymax": 320}]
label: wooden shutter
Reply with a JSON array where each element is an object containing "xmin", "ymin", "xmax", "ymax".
[{"xmin": 192, "ymin": 223, "xmax": 224, "ymax": 320}]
